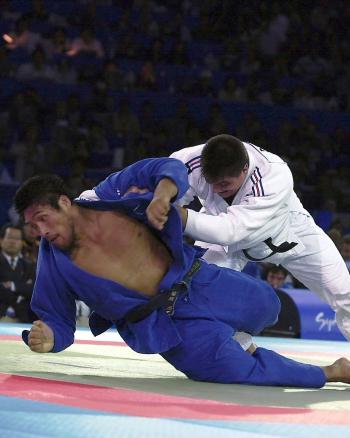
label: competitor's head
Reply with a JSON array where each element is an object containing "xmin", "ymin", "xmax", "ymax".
[
  {"xmin": 266, "ymin": 265, "xmax": 288, "ymax": 289},
  {"xmin": 201, "ymin": 134, "xmax": 249, "ymax": 199},
  {"xmin": 14, "ymin": 175, "xmax": 76, "ymax": 250}
]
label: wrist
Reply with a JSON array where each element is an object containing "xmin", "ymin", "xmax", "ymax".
[
  {"xmin": 322, "ymin": 366, "xmax": 334, "ymax": 382},
  {"xmin": 155, "ymin": 178, "xmax": 178, "ymax": 201}
]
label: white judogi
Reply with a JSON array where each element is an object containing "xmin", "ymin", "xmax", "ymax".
[{"xmin": 171, "ymin": 142, "xmax": 350, "ymax": 341}]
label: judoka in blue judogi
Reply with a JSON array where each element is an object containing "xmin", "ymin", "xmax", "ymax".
[{"xmin": 20, "ymin": 158, "xmax": 327, "ymax": 387}]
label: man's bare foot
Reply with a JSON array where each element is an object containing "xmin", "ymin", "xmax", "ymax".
[{"xmin": 323, "ymin": 357, "xmax": 350, "ymax": 383}]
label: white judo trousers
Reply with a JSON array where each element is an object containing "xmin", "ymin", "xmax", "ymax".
[
  {"xmin": 282, "ymin": 213, "xmax": 350, "ymax": 339},
  {"xmin": 171, "ymin": 142, "xmax": 350, "ymax": 341}
]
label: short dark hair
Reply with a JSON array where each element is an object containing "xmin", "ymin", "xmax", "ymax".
[
  {"xmin": 201, "ymin": 134, "xmax": 249, "ymax": 181},
  {"xmin": 14, "ymin": 174, "xmax": 73, "ymax": 217},
  {"xmin": 266, "ymin": 265, "xmax": 288, "ymax": 277},
  {"xmin": 0, "ymin": 222, "xmax": 23, "ymax": 239}
]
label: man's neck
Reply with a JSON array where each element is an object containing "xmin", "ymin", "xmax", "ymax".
[
  {"xmin": 67, "ymin": 206, "xmax": 127, "ymax": 255},
  {"xmin": 223, "ymin": 195, "xmax": 235, "ymax": 205}
]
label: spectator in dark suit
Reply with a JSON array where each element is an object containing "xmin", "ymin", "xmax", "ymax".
[{"xmin": 0, "ymin": 223, "xmax": 36, "ymax": 323}]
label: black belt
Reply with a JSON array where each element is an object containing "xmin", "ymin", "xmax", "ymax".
[
  {"xmin": 124, "ymin": 259, "xmax": 201, "ymax": 324},
  {"xmin": 243, "ymin": 237, "xmax": 298, "ymax": 262}
]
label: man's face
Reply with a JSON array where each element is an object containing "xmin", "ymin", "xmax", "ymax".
[
  {"xmin": 24, "ymin": 196, "xmax": 75, "ymax": 251},
  {"xmin": 1, "ymin": 228, "xmax": 23, "ymax": 257},
  {"xmin": 210, "ymin": 167, "xmax": 248, "ymax": 199},
  {"xmin": 267, "ymin": 271, "xmax": 286, "ymax": 288}
]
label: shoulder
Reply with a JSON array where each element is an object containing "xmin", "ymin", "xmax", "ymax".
[
  {"xmin": 245, "ymin": 142, "xmax": 290, "ymax": 184},
  {"xmin": 170, "ymin": 144, "xmax": 205, "ymax": 166},
  {"xmin": 170, "ymin": 144, "xmax": 206, "ymax": 181},
  {"xmin": 245, "ymin": 142, "xmax": 285, "ymax": 165}
]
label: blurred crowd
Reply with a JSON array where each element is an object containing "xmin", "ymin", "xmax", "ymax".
[{"xmin": 0, "ymin": 0, "xmax": 350, "ymax": 323}]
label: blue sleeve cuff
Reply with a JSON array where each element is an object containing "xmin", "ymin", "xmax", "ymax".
[{"xmin": 22, "ymin": 330, "xmax": 29, "ymax": 345}]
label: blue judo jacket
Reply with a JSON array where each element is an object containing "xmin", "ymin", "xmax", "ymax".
[{"xmin": 26, "ymin": 158, "xmax": 204, "ymax": 354}]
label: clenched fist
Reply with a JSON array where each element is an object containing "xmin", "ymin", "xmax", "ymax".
[
  {"xmin": 28, "ymin": 320, "xmax": 54, "ymax": 353},
  {"xmin": 146, "ymin": 178, "xmax": 178, "ymax": 230},
  {"xmin": 146, "ymin": 196, "xmax": 170, "ymax": 230}
]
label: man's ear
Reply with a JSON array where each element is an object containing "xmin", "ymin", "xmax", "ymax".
[
  {"xmin": 58, "ymin": 195, "xmax": 72, "ymax": 209},
  {"xmin": 243, "ymin": 163, "xmax": 249, "ymax": 173}
]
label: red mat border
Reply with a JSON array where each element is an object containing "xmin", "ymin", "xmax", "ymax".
[{"xmin": 0, "ymin": 373, "xmax": 349, "ymax": 424}]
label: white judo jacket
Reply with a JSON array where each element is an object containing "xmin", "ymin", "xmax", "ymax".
[{"xmin": 171, "ymin": 142, "xmax": 310, "ymax": 270}]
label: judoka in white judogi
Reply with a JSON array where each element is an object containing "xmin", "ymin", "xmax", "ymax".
[{"xmin": 171, "ymin": 139, "xmax": 350, "ymax": 341}]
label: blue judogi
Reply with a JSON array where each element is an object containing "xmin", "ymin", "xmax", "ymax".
[{"xmin": 24, "ymin": 158, "xmax": 326, "ymax": 387}]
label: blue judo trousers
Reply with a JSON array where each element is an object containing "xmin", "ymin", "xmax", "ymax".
[{"xmin": 23, "ymin": 158, "xmax": 326, "ymax": 387}]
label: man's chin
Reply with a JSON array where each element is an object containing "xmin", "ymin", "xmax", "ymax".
[{"xmin": 221, "ymin": 193, "xmax": 234, "ymax": 199}]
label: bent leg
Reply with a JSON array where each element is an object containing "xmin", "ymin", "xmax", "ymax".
[
  {"xmin": 283, "ymin": 220, "xmax": 350, "ymax": 340},
  {"xmin": 162, "ymin": 319, "xmax": 325, "ymax": 387},
  {"xmin": 190, "ymin": 262, "xmax": 281, "ymax": 335}
]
